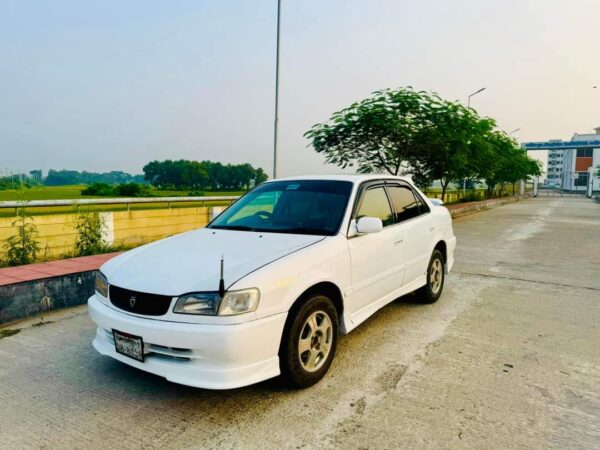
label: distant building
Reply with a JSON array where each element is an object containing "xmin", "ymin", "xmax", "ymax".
[
  {"xmin": 522, "ymin": 128, "xmax": 600, "ymax": 192},
  {"xmin": 29, "ymin": 169, "xmax": 43, "ymax": 184}
]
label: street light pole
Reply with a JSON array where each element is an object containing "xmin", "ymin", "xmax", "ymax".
[
  {"xmin": 463, "ymin": 86, "xmax": 486, "ymax": 196},
  {"xmin": 509, "ymin": 128, "xmax": 521, "ymax": 136},
  {"xmin": 467, "ymin": 87, "xmax": 486, "ymax": 108},
  {"xmin": 272, "ymin": 0, "xmax": 282, "ymax": 179}
]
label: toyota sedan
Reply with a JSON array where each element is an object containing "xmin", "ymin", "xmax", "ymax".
[{"xmin": 88, "ymin": 175, "xmax": 456, "ymax": 389}]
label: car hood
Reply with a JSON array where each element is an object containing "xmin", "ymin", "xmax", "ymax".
[{"xmin": 101, "ymin": 228, "xmax": 324, "ymax": 296}]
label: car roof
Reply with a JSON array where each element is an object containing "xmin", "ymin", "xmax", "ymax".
[{"xmin": 266, "ymin": 174, "xmax": 412, "ymax": 184}]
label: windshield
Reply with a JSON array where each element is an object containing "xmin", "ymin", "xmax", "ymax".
[{"xmin": 209, "ymin": 180, "xmax": 353, "ymax": 236}]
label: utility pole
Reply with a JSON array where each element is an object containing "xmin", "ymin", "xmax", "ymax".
[{"xmin": 272, "ymin": 0, "xmax": 282, "ymax": 179}]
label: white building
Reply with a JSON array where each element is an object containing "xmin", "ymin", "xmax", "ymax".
[{"xmin": 523, "ymin": 128, "xmax": 600, "ymax": 193}]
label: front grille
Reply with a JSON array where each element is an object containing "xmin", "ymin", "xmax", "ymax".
[{"xmin": 109, "ymin": 285, "xmax": 173, "ymax": 316}]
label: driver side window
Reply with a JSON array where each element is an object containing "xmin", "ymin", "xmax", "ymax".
[{"xmin": 355, "ymin": 186, "xmax": 394, "ymax": 227}]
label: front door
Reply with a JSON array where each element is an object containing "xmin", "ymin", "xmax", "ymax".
[{"xmin": 347, "ymin": 185, "xmax": 404, "ymax": 316}]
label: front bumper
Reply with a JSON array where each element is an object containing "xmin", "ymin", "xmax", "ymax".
[
  {"xmin": 446, "ymin": 235, "xmax": 457, "ymax": 273},
  {"xmin": 88, "ymin": 295, "xmax": 287, "ymax": 390}
]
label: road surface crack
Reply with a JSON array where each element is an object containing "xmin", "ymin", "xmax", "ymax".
[{"xmin": 456, "ymin": 272, "xmax": 600, "ymax": 291}]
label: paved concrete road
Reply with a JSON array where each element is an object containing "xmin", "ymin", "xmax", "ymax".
[{"xmin": 1, "ymin": 198, "xmax": 599, "ymax": 449}]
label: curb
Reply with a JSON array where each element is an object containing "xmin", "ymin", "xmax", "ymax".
[
  {"xmin": 0, "ymin": 271, "xmax": 97, "ymax": 325},
  {"xmin": 446, "ymin": 195, "xmax": 531, "ymax": 219}
]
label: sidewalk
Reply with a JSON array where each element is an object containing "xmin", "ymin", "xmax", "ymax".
[{"xmin": 0, "ymin": 252, "xmax": 121, "ymax": 287}]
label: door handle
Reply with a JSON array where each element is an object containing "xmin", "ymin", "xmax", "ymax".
[{"xmin": 394, "ymin": 239, "xmax": 403, "ymax": 245}]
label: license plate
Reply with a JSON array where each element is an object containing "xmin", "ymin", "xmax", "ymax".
[{"xmin": 113, "ymin": 330, "xmax": 145, "ymax": 362}]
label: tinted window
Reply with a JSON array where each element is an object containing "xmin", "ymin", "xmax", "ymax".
[
  {"xmin": 414, "ymin": 191, "xmax": 430, "ymax": 214},
  {"xmin": 387, "ymin": 185, "xmax": 421, "ymax": 222},
  {"xmin": 355, "ymin": 187, "xmax": 394, "ymax": 227},
  {"xmin": 575, "ymin": 172, "xmax": 589, "ymax": 186},
  {"xmin": 576, "ymin": 148, "xmax": 593, "ymax": 157},
  {"xmin": 209, "ymin": 180, "xmax": 352, "ymax": 236}
]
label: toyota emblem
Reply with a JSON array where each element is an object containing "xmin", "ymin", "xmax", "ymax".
[{"xmin": 129, "ymin": 296, "xmax": 137, "ymax": 308}]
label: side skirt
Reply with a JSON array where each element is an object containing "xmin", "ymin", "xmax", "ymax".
[{"xmin": 342, "ymin": 275, "xmax": 427, "ymax": 334}]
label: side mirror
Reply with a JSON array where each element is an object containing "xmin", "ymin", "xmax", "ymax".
[
  {"xmin": 429, "ymin": 198, "xmax": 444, "ymax": 206},
  {"xmin": 356, "ymin": 217, "xmax": 383, "ymax": 234}
]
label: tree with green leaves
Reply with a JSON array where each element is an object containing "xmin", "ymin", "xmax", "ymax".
[
  {"xmin": 306, "ymin": 87, "xmax": 542, "ymax": 201},
  {"xmin": 480, "ymin": 132, "xmax": 541, "ymax": 197},
  {"xmin": 304, "ymin": 88, "xmax": 434, "ymax": 175},
  {"xmin": 409, "ymin": 99, "xmax": 497, "ymax": 200},
  {"xmin": 143, "ymin": 160, "xmax": 268, "ymax": 190}
]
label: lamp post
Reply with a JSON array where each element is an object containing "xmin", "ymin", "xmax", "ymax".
[
  {"xmin": 462, "ymin": 87, "xmax": 486, "ymax": 195},
  {"xmin": 509, "ymin": 128, "xmax": 520, "ymax": 136},
  {"xmin": 467, "ymin": 87, "xmax": 486, "ymax": 108},
  {"xmin": 272, "ymin": 0, "xmax": 282, "ymax": 179}
]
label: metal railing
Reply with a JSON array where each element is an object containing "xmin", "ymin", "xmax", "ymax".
[{"xmin": 0, "ymin": 196, "xmax": 240, "ymax": 210}]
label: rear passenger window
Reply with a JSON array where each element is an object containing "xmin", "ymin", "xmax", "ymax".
[
  {"xmin": 387, "ymin": 186, "xmax": 422, "ymax": 222},
  {"xmin": 355, "ymin": 187, "xmax": 394, "ymax": 227},
  {"xmin": 414, "ymin": 192, "xmax": 430, "ymax": 214}
]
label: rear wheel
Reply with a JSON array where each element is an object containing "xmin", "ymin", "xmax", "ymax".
[
  {"xmin": 416, "ymin": 249, "xmax": 445, "ymax": 304},
  {"xmin": 279, "ymin": 294, "xmax": 338, "ymax": 388}
]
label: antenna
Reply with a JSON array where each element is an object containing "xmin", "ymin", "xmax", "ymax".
[{"xmin": 218, "ymin": 255, "xmax": 225, "ymax": 298}]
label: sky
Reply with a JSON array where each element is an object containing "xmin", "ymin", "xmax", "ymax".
[{"xmin": 1, "ymin": 0, "xmax": 599, "ymax": 178}]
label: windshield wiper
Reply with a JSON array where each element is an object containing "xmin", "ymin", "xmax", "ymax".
[{"xmin": 209, "ymin": 225, "xmax": 256, "ymax": 231}]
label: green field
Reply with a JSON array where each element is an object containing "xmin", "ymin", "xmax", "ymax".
[
  {"xmin": 0, "ymin": 185, "xmax": 246, "ymax": 202},
  {"xmin": 0, "ymin": 185, "xmax": 245, "ymax": 217}
]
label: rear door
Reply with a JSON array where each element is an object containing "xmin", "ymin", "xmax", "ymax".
[{"xmin": 385, "ymin": 182, "xmax": 432, "ymax": 286}]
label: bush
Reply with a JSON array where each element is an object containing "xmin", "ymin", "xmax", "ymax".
[
  {"xmin": 81, "ymin": 183, "xmax": 116, "ymax": 196},
  {"xmin": 116, "ymin": 183, "xmax": 151, "ymax": 197},
  {"xmin": 4, "ymin": 208, "xmax": 40, "ymax": 266},
  {"xmin": 75, "ymin": 211, "xmax": 107, "ymax": 256},
  {"xmin": 81, "ymin": 182, "xmax": 151, "ymax": 197}
]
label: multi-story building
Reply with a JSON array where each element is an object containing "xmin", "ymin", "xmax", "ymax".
[
  {"xmin": 522, "ymin": 128, "xmax": 600, "ymax": 192},
  {"xmin": 546, "ymin": 143, "xmax": 564, "ymax": 188}
]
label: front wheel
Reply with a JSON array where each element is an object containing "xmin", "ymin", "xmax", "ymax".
[
  {"xmin": 416, "ymin": 249, "xmax": 445, "ymax": 304},
  {"xmin": 279, "ymin": 295, "xmax": 339, "ymax": 388}
]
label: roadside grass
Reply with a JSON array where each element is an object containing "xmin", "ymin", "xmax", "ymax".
[{"xmin": 0, "ymin": 329, "xmax": 20, "ymax": 339}]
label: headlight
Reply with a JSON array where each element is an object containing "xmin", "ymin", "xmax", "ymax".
[
  {"xmin": 218, "ymin": 288, "xmax": 260, "ymax": 316},
  {"xmin": 173, "ymin": 288, "xmax": 260, "ymax": 316},
  {"xmin": 95, "ymin": 271, "xmax": 109, "ymax": 298},
  {"xmin": 173, "ymin": 292, "xmax": 221, "ymax": 315}
]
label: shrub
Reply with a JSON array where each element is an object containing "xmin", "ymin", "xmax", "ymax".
[
  {"xmin": 4, "ymin": 207, "xmax": 40, "ymax": 266},
  {"xmin": 116, "ymin": 183, "xmax": 151, "ymax": 197},
  {"xmin": 75, "ymin": 211, "xmax": 107, "ymax": 256},
  {"xmin": 81, "ymin": 183, "xmax": 116, "ymax": 196}
]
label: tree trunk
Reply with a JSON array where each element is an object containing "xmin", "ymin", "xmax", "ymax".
[{"xmin": 441, "ymin": 179, "xmax": 450, "ymax": 202}]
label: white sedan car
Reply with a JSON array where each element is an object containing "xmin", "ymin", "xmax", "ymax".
[{"xmin": 89, "ymin": 175, "xmax": 456, "ymax": 389}]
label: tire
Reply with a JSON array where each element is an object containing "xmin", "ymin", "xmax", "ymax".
[
  {"xmin": 416, "ymin": 249, "xmax": 445, "ymax": 304},
  {"xmin": 279, "ymin": 294, "xmax": 339, "ymax": 388}
]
